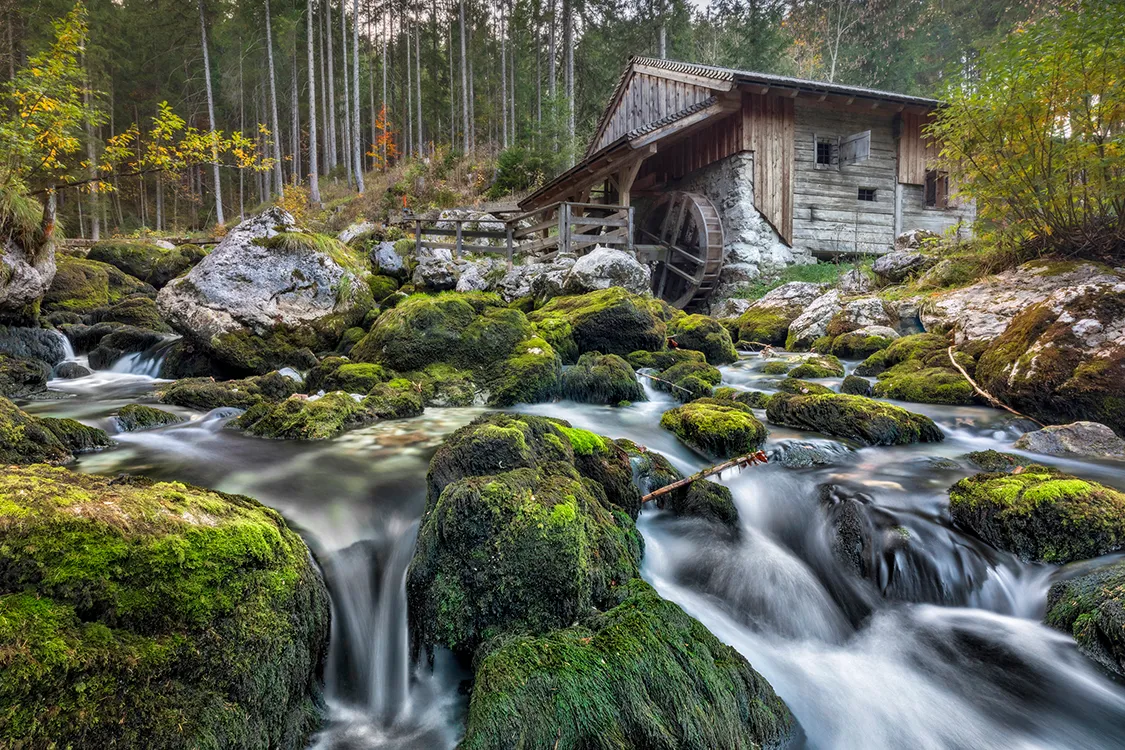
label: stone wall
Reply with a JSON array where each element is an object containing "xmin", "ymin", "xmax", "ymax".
[{"xmin": 671, "ymin": 152, "xmax": 813, "ymax": 297}]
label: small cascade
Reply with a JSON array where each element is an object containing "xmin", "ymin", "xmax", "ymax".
[
  {"xmin": 108, "ymin": 337, "xmax": 179, "ymax": 378},
  {"xmin": 51, "ymin": 329, "xmax": 77, "ymax": 362}
]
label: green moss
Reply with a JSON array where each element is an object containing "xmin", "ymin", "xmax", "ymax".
[
  {"xmin": 0, "ymin": 352, "xmax": 49, "ymax": 398},
  {"xmin": 366, "ymin": 273, "xmax": 400, "ymax": 303},
  {"xmin": 788, "ymin": 354, "xmax": 845, "ymax": 379},
  {"xmin": 830, "ymin": 331, "xmax": 896, "ymax": 358},
  {"xmin": 528, "ymin": 288, "xmax": 670, "ymax": 363},
  {"xmin": 362, "ymin": 379, "xmax": 425, "ymax": 419},
  {"xmin": 256, "ymin": 231, "xmax": 367, "ymax": 274},
  {"xmin": 43, "ymin": 254, "xmax": 155, "ymax": 314},
  {"xmin": 321, "ymin": 362, "xmax": 390, "ymax": 393},
  {"xmin": 87, "ymin": 240, "xmax": 205, "ymax": 288},
  {"xmin": 660, "ymin": 399, "xmax": 768, "ymax": 459},
  {"xmin": 116, "ymin": 404, "xmax": 186, "ymax": 432},
  {"xmin": 0, "ymin": 466, "xmax": 329, "ymax": 749},
  {"xmin": 0, "ymin": 397, "xmax": 110, "ymax": 465},
  {"xmin": 761, "ymin": 359, "xmax": 792, "ymax": 375},
  {"xmin": 964, "ymin": 450, "xmax": 1024, "ymax": 473},
  {"xmin": 462, "ymin": 579, "xmax": 792, "ymax": 750},
  {"xmin": 776, "ymin": 378, "xmax": 834, "ymax": 396},
  {"xmin": 668, "ymin": 314, "xmax": 739, "ymax": 365},
  {"xmin": 38, "ymin": 416, "xmax": 114, "ymax": 454},
  {"xmin": 559, "ymin": 352, "xmax": 645, "ymax": 405},
  {"xmin": 486, "ymin": 336, "xmax": 561, "ymax": 407},
  {"xmin": 625, "ymin": 348, "xmax": 705, "ymax": 371},
  {"xmin": 84, "ymin": 295, "xmax": 171, "ymax": 332},
  {"xmin": 873, "ymin": 360, "xmax": 976, "ymax": 405},
  {"xmin": 854, "ymin": 349, "xmax": 888, "ymax": 376},
  {"xmin": 734, "ymin": 307, "xmax": 793, "ymax": 347},
  {"xmin": 236, "ymin": 391, "xmax": 371, "ymax": 440},
  {"xmin": 713, "ymin": 387, "xmax": 771, "ymax": 409},
  {"xmin": 766, "ymin": 391, "xmax": 944, "ymax": 445},
  {"xmin": 948, "ymin": 467, "xmax": 1125, "ymax": 563},
  {"xmin": 1045, "ymin": 560, "xmax": 1125, "ymax": 676},
  {"xmin": 558, "ymin": 425, "xmax": 608, "ymax": 456},
  {"xmin": 840, "ymin": 374, "xmax": 873, "ymax": 397},
  {"xmin": 158, "ymin": 371, "xmax": 300, "ymax": 411}
]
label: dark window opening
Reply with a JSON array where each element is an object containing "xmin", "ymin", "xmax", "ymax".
[
  {"xmin": 816, "ymin": 140, "xmax": 833, "ymax": 166},
  {"xmin": 858, "ymin": 187, "xmax": 877, "ymax": 202},
  {"xmin": 925, "ymin": 170, "xmax": 949, "ymax": 208}
]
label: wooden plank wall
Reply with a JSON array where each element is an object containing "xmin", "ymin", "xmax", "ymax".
[
  {"xmin": 595, "ymin": 72, "xmax": 713, "ymax": 152},
  {"xmin": 635, "ymin": 113, "xmax": 742, "ymax": 186},
  {"xmin": 791, "ymin": 98, "xmax": 897, "ymax": 255},
  {"xmin": 742, "ymin": 92, "xmax": 795, "ymax": 244},
  {"xmin": 897, "ymin": 111, "xmax": 939, "ymax": 185}
]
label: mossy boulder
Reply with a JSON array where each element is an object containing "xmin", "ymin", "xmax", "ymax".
[
  {"xmin": 366, "ymin": 273, "xmax": 400, "ymax": 303},
  {"xmin": 713, "ymin": 387, "xmax": 771, "ymax": 410},
  {"xmin": 948, "ymin": 467, "xmax": 1125, "ymax": 563},
  {"xmin": 618, "ymin": 438, "xmax": 739, "ymax": 529},
  {"xmin": 1046, "ymin": 560, "xmax": 1125, "ymax": 676},
  {"xmin": 87, "ymin": 327, "xmax": 168, "ymax": 370},
  {"xmin": 86, "ymin": 296, "xmax": 172, "ymax": 332},
  {"xmin": 43, "ymin": 254, "xmax": 155, "ymax": 315},
  {"xmin": 731, "ymin": 282, "xmax": 824, "ymax": 347},
  {"xmin": 766, "ymin": 392, "xmax": 944, "ymax": 445},
  {"xmin": 408, "ymin": 413, "xmax": 644, "ymax": 658},
  {"xmin": 86, "ymin": 240, "xmax": 206, "ymax": 288},
  {"xmin": 976, "ymin": 285, "xmax": 1125, "ymax": 435},
  {"xmin": 403, "ymin": 363, "xmax": 480, "ymax": 407},
  {"xmin": 660, "ymin": 399, "xmax": 768, "ymax": 460},
  {"xmin": 964, "ymin": 449, "xmax": 1024, "ymax": 473},
  {"xmin": 306, "ymin": 358, "xmax": 390, "ymax": 394},
  {"xmin": 237, "ymin": 391, "xmax": 370, "ymax": 440},
  {"xmin": 653, "ymin": 359, "xmax": 722, "ymax": 402},
  {"xmin": 788, "ymin": 354, "xmax": 844, "ymax": 379},
  {"xmin": 857, "ymin": 333, "xmax": 977, "ymax": 406},
  {"xmin": 486, "ymin": 336, "xmax": 562, "ymax": 407},
  {"xmin": 625, "ymin": 348, "xmax": 705, "ymax": 372},
  {"xmin": 158, "ymin": 371, "xmax": 300, "ymax": 411},
  {"xmin": 559, "ymin": 352, "xmax": 645, "ymax": 404},
  {"xmin": 0, "ymin": 397, "xmax": 111, "ymax": 464},
  {"xmin": 840, "ymin": 374, "xmax": 873, "ymax": 397},
  {"xmin": 0, "ymin": 352, "xmax": 49, "ymax": 397},
  {"xmin": 668, "ymin": 314, "xmax": 738, "ymax": 365},
  {"xmin": 0, "ymin": 466, "xmax": 329, "ymax": 749},
  {"xmin": 829, "ymin": 326, "xmax": 898, "ymax": 359},
  {"xmin": 362, "ymin": 378, "xmax": 425, "ymax": 419},
  {"xmin": 776, "ymin": 378, "xmax": 833, "ymax": 396},
  {"xmin": 115, "ymin": 404, "xmax": 185, "ymax": 432},
  {"xmin": 528, "ymin": 287, "xmax": 671, "ymax": 363},
  {"xmin": 760, "ymin": 359, "xmax": 792, "ymax": 375},
  {"xmin": 461, "ymin": 579, "xmax": 791, "ymax": 750}
]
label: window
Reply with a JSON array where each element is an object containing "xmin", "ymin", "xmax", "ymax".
[
  {"xmin": 925, "ymin": 170, "xmax": 949, "ymax": 209},
  {"xmin": 858, "ymin": 187, "xmax": 877, "ymax": 202},
  {"xmin": 840, "ymin": 130, "xmax": 871, "ymax": 166},
  {"xmin": 816, "ymin": 139, "xmax": 833, "ymax": 166}
]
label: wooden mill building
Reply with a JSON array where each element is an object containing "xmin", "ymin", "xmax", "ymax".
[{"xmin": 517, "ymin": 57, "xmax": 973, "ymax": 307}]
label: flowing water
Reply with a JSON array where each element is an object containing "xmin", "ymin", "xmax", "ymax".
[{"xmin": 19, "ymin": 350, "xmax": 1125, "ymax": 749}]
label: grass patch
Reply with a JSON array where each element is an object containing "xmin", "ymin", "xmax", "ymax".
[{"xmin": 731, "ymin": 260, "xmax": 868, "ymax": 301}]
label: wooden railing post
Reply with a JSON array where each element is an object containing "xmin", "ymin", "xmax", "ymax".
[
  {"xmin": 627, "ymin": 206, "xmax": 635, "ymax": 253},
  {"xmin": 414, "ymin": 219, "xmax": 423, "ymax": 258},
  {"xmin": 506, "ymin": 225, "xmax": 514, "ymax": 270},
  {"xmin": 455, "ymin": 220, "xmax": 463, "ymax": 259},
  {"xmin": 560, "ymin": 203, "xmax": 570, "ymax": 255}
]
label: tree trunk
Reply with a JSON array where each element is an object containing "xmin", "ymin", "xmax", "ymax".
[
  {"xmin": 198, "ymin": 0, "xmax": 224, "ymax": 224},
  {"xmin": 325, "ymin": 0, "xmax": 337, "ymax": 172},
  {"xmin": 447, "ymin": 18, "xmax": 454, "ymax": 147},
  {"xmin": 415, "ymin": 20, "xmax": 422, "ymax": 155},
  {"xmin": 659, "ymin": 24, "xmax": 666, "ymax": 58},
  {"xmin": 563, "ymin": 0, "xmax": 573, "ymax": 153},
  {"xmin": 307, "ymin": 0, "xmax": 320, "ymax": 203},
  {"xmin": 340, "ymin": 0, "xmax": 353, "ymax": 188},
  {"xmin": 367, "ymin": 13, "xmax": 376, "ymax": 171},
  {"xmin": 352, "ymin": 0, "xmax": 365, "ymax": 192},
  {"xmin": 82, "ymin": 53, "xmax": 99, "ymax": 240},
  {"xmin": 406, "ymin": 13, "xmax": 414, "ymax": 156},
  {"xmin": 459, "ymin": 0, "xmax": 469, "ymax": 153},
  {"xmin": 501, "ymin": 4, "xmax": 508, "ymax": 148},
  {"xmin": 548, "ymin": 0, "xmax": 556, "ymax": 97},
  {"xmin": 291, "ymin": 40, "xmax": 300, "ymax": 184},
  {"xmin": 265, "ymin": 0, "xmax": 285, "ymax": 196},
  {"xmin": 239, "ymin": 38, "xmax": 246, "ymax": 218}
]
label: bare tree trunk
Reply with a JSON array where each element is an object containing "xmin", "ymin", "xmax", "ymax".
[
  {"xmin": 447, "ymin": 17, "xmax": 454, "ymax": 148},
  {"xmin": 384, "ymin": 24, "xmax": 390, "ymax": 169},
  {"xmin": 291, "ymin": 40, "xmax": 300, "ymax": 184},
  {"xmin": 352, "ymin": 0, "xmax": 365, "ymax": 191},
  {"xmin": 415, "ymin": 20, "xmax": 423, "ymax": 155},
  {"xmin": 548, "ymin": 0, "xmax": 556, "ymax": 97},
  {"xmin": 501, "ymin": 3, "xmax": 508, "ymax": 148},
  {"xmin": 535, "ymin": 0, "xmax": 542, "ymax": 130},
  {"xmin": 659, "ymin": 24, "xmax": 666, "ymax": 58},
  {"xmin": 564, "ymin": 0, "xmax": 573, "ymax": 153},
  {"xmin": 368, "ymin": 13, "xmax": 376, "ymax": 170},
  {"xmin": 406, "ymin": 14, "xmax": 414, "ymax": 156},
  {"xmin": 265, "ymin": 0, "xmax": 285, "ymax": 196},
  {"xmin": 239, "ymin": 38, "xmax": 246, "ymax": 218},
  {"xmin": 459, "ymin": 0, "xmax": 469, "ymax": 153},
  {"xmin": 509, "ymin": 14, "xmax": 515, "ymax": 144},
  {"xmin": 325, "ymin": 0, "xmax": 337, "ymax": 172},
  {"xmin": 198, "ymin": 0, "xmax": 224, "ymax": 224},
  {"xmin": 82, "ymin": 52, "xmax": 99, "ymax": 240},
  {"xmin": 307, "ymin": 0, "xmax": 320, "ymax": 203},
  {"xmin": 341, "ymin": 0, "xmax": 353, "ymax": 188}
]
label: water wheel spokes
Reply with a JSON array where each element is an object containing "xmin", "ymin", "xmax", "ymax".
[{"xmin": 646, "ymin": 191, "xmax": 724, "ymax": 310}]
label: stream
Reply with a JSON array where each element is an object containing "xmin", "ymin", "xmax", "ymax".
[{"xmin": 21, "ymin": 341, "xmax": 1125, "ymax": 749}]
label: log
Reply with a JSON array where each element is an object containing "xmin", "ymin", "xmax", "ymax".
[
  {"xmin": 635, "ymin": 371, "xmax": 692, "ymax": 395},
  {"xmin": 946, "ymin": 346, "xmax": 1044, "ymax": 427},
  {"xmin": 641, "ymin": 450, "xmax": 768, "ymax": 503}
]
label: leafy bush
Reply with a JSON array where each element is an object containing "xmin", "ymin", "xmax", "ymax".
[
  {"xmin": 930, "ymin": 1, "xmax": 1124, "ymax": 261},
  {"xmin": 486, "ymin": 147, "xmax": 554, "ymax": 200}
]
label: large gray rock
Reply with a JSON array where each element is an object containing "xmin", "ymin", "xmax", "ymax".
[
  {"xmin": 455, "ymin": 258, "xmax": 506, "ymax": 293},
  {"xmin": 0, "ymin": 327, "xmax": 68, "ymax": 365},
  {"xmin": 837, "ymin": 268, "xmax": 875, "ymax": 295},
  {"xmin": 830, "ymin": 297, "xmax": 895, "ymax": 334},
  {"xmin": 563, "ymin": 246, "xmax": 651, "ymax": 295},
  {"xmin": 157, "ymin": 208, "xmax": 372, "ymax": 373},
  {"xmin": 0, "ymin": 236, "xmax": 56, "ymax": 322},
  {"xmin": 1014, "ymin": 422, "xmax": 1125, "ymax": 460},
  {"xmin": 872, "ymin": 251, "xmax": 933, "ymax": 283},
  {"xmin": 710, "ymin": 298, "xmax": 753, "ymax": 319},
  {"xmin": 370, "ymin": 241, "xmax": 407, "ymax": 280},
  {"xmin": 411, "ymin": 246, "xmax": 460, "ymax": 291},
  {"xmin": 921, "ymin": 260, "xmax": 1124, "ymax": 346},
  {"xmin": 785, "ymin": 290, "xmax": 842, "ymax": 349},
  {"xmin": 894, "ymin": 229, "xmax": 939, "ymax": 251},
  {"xmin": 337, "ymin": 220, "xmax": 376, "ymax": 244}
]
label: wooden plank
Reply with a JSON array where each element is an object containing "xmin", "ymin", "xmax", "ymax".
[
  {"xmin": 422, "ymin": 241, "xmax": 509, "ymax": 255},
  {"xmin": 419, "ymin": 227, "xmax": 509, "ymax": 239}
]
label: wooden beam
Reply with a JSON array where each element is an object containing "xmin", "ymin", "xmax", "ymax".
[
  {"xmin": 633, "ymin": 62, "xmax": 734, "ymax": 92},
  {"xmin": 629, "ymin": 101, "xmax": 738, "ymax": 150}
]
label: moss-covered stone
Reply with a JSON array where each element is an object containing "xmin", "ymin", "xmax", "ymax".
[
  {"xmin": 0, "ymin": 352, "xmax": 49, "ymax": 397},
  {"xmin": 486, "ymin": 336, "xmax": 562, "ymax": 407},
  {"xmin": 964, "ymin": 449, "xmax": 1024, "ymax": 473},
  {"xmin": 403, "ymin": 363, "xmax": 480, "ymax": 407},
  {"xmin": 840, "ymin": 374, "xmax": 873, "ymax": 396},
  {"xmin": 362, "ymin": 378, "xmax": 425, "ymax": 419},
  {"xmin": 42, "ymin": 254, "xmax": 155, "ymax": 314},
  {"xmin": 713, "ymin": 387, "xmax": 772, "ymax": 410},
  {"xmin": 0, "ymin": 397, "xmax": 112, "ymax": 464},
  {"xmin": 854, "ymin": 332, "xmax": 977, "ymax": 406},
  {"xmin": 237, "ymin": 391, "xmax": 370, "ymax": 440},
  {"xmin": 311, "ymin": 360, "xmax": 390, "ymax": 394},
  {"xmin": 528, "ymin": 288, "xmax": 671, "ymax": 363},
  {"xmin": 660, "ymin": 399, "xmax": 768, "ymax": 460},
  {"xmin": 760, "ymin": 359, "xmax": 792, "ymax": 375},
  {"xmin": 948, "ymin": 467, "xmax": 1125, "ymax": 563},
  {"xmin": 776, "ymin": 378, "xmax": 834, "ymax": 396},
  {"xmin": 0, "ymin": 466, "xmax": 329, "ymax": 749},
  {"xmin": 86, "ymin": 296, "xmax": 171, "ymax": 332},
  {"xmin": 788, "ymin": 354, "xmax": 845, "ymax": 379},
  {"xmin": 1046, "ymin": 560, "xmax": 1125, "ymax": 676},
  {"xmin": 335, "ymin": 326, "xmax": 365, "ymax": 355},
  {"xmin": 87, "ymin": 240, "xmax": 206, "ymax": 288},
  {"xmin": 734, "ymin": 307, "xmax": 793, "ymax": 347},
  {"xmin": 207, "ymin": 328, "xmax": 320, "ymax": 374},
  {"xmin": 618, "ymin": 438, "xmax": 739, "ymax": 529},
  {"xmin": 559, "ymin": 352, "xmax": 645, "ymax": 404},
  {"xmin": 830, "ymin": 329, "xmax": 897, "ymax": 359},
  {"xmin": 116, "ymin": 404, "xmax": 186, "ymax": 432},
  {"xmin": 408, "ymin": 413, "xmax": 644, "ymax": 658},
  {"xmin": 158, "ymin": 371, "xmax": 300, "ymax": 411},
  {"xmin": 854, "ymin": 349, "xmax": 888, "ymax": 376},
  {"xmin": 766, "ymin": 392, "xmax": 945, "ymax": 445},
  {"xmin": 87, "ymin": 326, "xmax": 168, "ymax": 370},
  {"xmin": 652, "ymin": 359, "xmax": 722, "ymax": 402},
  {"xmin": 366, "ymin": 273, "xmax": 400, "ymax": 303},
  {"xmin": 668, "ymin": 314, "xmax": 739, "ymax": 365},
  {"xmin": 462, "ymin": 579, "xmax": 791, "ymax": 750}
]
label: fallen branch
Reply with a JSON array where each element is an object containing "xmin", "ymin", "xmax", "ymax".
[
  {"xmin": 946, "ymin": 346, "xmax": 1044, "ymax": 426},
  {"xmin": 636, "ymin": 371, "xmax": 692, "ymax": 395},
  {"xmin": 641, "ymin": 450, "xmax": 769, "ymax": 503}
]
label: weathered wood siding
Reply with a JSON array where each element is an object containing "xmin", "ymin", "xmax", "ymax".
[
  {"xmin": 595, "ymin": 71, "xmax": 714, "ymax": 152},
  {"xmin": 900, "ymin": 185, "xmax": 975, "ymax": 236},
  {"xmin": 741, "ymin": 92, "xmax": 795, "ymax": 244},
  {"xmin": 791, "ymin": 99, "xmax": 897, "ymax": 255},
  {"xmin": 897, "ymin": 111, "xmax": 939, "ymax": 185},
  {"xmin": 636, "ymin": 112, "xmax": 742, "ymax": 186}
]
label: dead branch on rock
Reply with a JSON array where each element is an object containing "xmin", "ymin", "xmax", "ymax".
[
  {"xmin": 641, "ymin": 450, "xmax": 769, "ymax": 503},
  {"xmin": 946, "ymin": 346, "xmax": 1044, "ymax": 427},
  {"xmin": 636, "ymin": 371, "xmax": 692, "ymax": 394}
]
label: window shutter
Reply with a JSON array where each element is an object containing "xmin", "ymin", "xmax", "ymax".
[{"xmin": 839, "ymin": 130, "xmax": 871, "ymax": 166}]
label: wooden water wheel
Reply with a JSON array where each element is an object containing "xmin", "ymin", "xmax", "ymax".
[{"xmin": 645, "ymin": 191, "xmax": 724, "ymax": 310}]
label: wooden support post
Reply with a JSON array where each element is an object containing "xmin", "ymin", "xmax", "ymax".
[
  {"xmin": 414, "ymin": 219, "xmax": 423, "ymax": 258},
  {"xmin": 626, "ymin": 206, "xmax": 635, "ymax": 253},
  {"xmin": 559, "ymin": 203, "xmax": 570, "ymax": 255},
  {"xmin": 506, "ymin": 224, "xmax": 514, "ymax": 270},
  {"xmin": 455, "ymin": 220, "xmax": 463, "ymax": 259}
]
